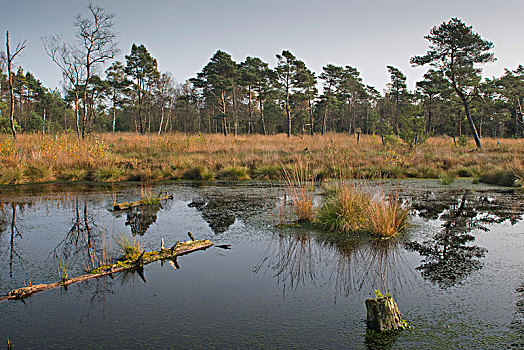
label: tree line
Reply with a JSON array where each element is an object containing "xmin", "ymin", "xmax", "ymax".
[{"xmin": 1, "ymin": 3, "xmax": 524, "ymax": 148}]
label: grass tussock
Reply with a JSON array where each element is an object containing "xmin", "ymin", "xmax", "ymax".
[
  {"xmin": 94, "ymin": 165, "xmax": 126, "ymax": 182},
  {"xmin": 182, "ymin": 166, "xmax": 215, "ymax": 181},
  {"xmin": 438, "ymin": 171, "xmax": 456, "ymax": 185},
  {"xmin": 282, "ymin": 163, "xmax": 316, "ymax": 222},
  {"xmin": 0, "ymin": 167, "xmax": 26, "ymax": 185},
  {"xmin": 114, "ymin": 234, "xmax": 141, "ymax": 260},
  {"xmin": 216, "ymin": 166, "xmax": 250, "ymax": 181},
  {"xmin": 317, "ymin": 181, "xmax": 409, "ymax": 238},
  {"xmin": 365, "ymin": 193, "xmax": 409, "ymax": 238}
]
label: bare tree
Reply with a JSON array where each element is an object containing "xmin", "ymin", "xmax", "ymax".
[
  {"xmin": 42, "ymin": 34, "xmax": 85, "ymax": 136},
  {"xmin": 5, "ymin": 31, "xmax": 26, "ymax": 139},
  {"xmin": 75, "ymin": 2, "xmax": 118, "ymax": 138},
  {"xmin": 44, "ymin": 2, "xmax": 118, "ymax": 138}
]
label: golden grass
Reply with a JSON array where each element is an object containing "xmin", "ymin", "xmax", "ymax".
[
  {"xmin": 364, "ymin": 193, "xmax": 409, "ymax": 238},
  {"xmin": 281, "ymin": 162, "xmax": 316, "ymax": 222},
  {"xmin": 317, "ymin": 181, "xmax": 409, "ymax": 238},
  {"xmin": 0, "ymin": 132, "xmax": 523, "ymax": 186}
]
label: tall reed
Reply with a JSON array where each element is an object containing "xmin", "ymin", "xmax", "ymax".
[{"xmin": 281, "ymin": 162, "xmax": 316, "ymax": 222}]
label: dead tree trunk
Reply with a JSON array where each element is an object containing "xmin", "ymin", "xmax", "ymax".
[{"xmin": 366, "ymin": 296, "xmax": 407, "ymax": 331}]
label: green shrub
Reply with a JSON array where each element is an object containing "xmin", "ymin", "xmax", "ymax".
[
  {"xmin": 457, "ymin": 134, "xmax": 468, "ymax": 147},
  {"xmin": 0, "ymin": 116, "xmax": 21, "ymax": 134},
  {"xmin": 383, "ymin": 135, "xmax": 400, "ymax": 146}
]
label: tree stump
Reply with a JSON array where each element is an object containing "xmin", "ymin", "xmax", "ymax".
[{"xmin": 365, "ymin": 296, "xmax": 406, "ymax": 331}]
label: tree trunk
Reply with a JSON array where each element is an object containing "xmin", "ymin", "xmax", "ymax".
[
  {"xmin": 366, "ymin": 296, "xmax": 407, "ymax": 331},
  {"xmin": 221, "ymin": 90, "xmax": 227, "ymax": 137},
  {"xmin": 138, "ymin": 88, "xmax": 144, "ymax": 134},
  {"xmin": 6, "ymin": 38, "xmax": 17, "ymax": 139},
  {"xmin": 259, "ymin": 97, "xmax": 266, "ymax": 135},
  {"xmin": 309, "ymin": 98, "xmax": 314, "ymax": 136},
  {"xmin": 75, "ymin": 94, "xmax": 80, "ymax": 137},
  {"xmin": 42, "ymin": 108, "xmax": 46, "ymax": 135},
  {"xmin": 286, "ymin": 89, "xmax": 291, "ymax": 137},
  {"xmin": 158, "ymin": 105, "xmax": 164, "ymax": 135},
  {"xmin": 460, "ymin": 95, "xmax": 482, "ymax": 149},
  {"xmin": 248, "ymin": 85, "xmax": 253, "ymax": 134}
]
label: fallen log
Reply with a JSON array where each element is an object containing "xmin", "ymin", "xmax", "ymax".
[
  {"xmin": 0, "ymin": 239, "xmax": 213, "ymax": 301},
  {"xmin": 113, "ymin": 193, "xmax": 173, "ymax": 211}
]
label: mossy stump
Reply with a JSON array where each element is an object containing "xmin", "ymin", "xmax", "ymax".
[{"xmin": 365, "ymin": 296, "xmax": 406, "ymax": 331}]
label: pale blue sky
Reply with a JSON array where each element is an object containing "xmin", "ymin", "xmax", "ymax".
[{"xmin": 1, "ymin": 0, "xmax": 523, "ymax": 92}]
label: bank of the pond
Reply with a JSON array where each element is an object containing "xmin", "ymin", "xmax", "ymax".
[{"xmin": 1, "ymin": 133, "xmax": 523, "ymax": 188}]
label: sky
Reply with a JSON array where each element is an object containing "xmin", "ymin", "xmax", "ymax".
[{"xmin": 1, "ymin": 0, "xmax": 524, "ymax": 93}]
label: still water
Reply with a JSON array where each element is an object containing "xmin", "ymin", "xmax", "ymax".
[{"xmin": 0, "ymin": 180, "xmax": 522, "ymax": 349}]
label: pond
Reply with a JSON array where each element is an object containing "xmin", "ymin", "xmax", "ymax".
[{"xmin": 0, "ymin": 180, "xmax": 523, "ymax": 349}]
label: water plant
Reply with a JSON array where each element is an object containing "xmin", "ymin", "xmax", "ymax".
[
  {"xmin": 59, "ymin": 260, "xmax": 68, "ymax": 283},
  {"xmin": 114, "ymin": 233, "xmax": 141, "ymax": 260},
  {"xmin": 317, "ymin": 181, "xmax": 409, "ymax": 238},
  {"xmin": 282, "ymin": 162, "xmax": 316, "ymax": 222},
  {"xmin": 141, "ymin": 186, "xmax": 162, "ymax": 205},
  {"xmin": 365, "ymin": 193, "xmax": 409, "ymax": 238}
]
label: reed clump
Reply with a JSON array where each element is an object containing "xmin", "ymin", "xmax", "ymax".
[
  {"xmin": 282, "ymin": 162, "xmax": 316, "ymax": 222},
  {"xmin": 316, "ymin": 181, "xmax": 409, "ymax": 238}
]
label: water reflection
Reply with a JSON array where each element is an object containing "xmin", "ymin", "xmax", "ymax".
[
  {"xmin": 0, "ymin": 203, "xmax": 35, "ymax": 281},
  {"xmin": 513, "ymin": 282, "xmax": 524, "ymax": 346},
  {"xmin": 188, "ymin": 189, "xmax": 269, "ymax": 234},
  {"xmin": 109, "ymin": 196, "xmax": 172, "ymax": 236},
  {"xmin": 53, "ymin": 197, "xmax": 108, "ymax": 269},
  {"xmin": 255, "ymin": 231, "xmax": 411, "ymax": 297},
  {"xmin": 407, "ymin": 190, "xmax": 524, "ymax": 289}
]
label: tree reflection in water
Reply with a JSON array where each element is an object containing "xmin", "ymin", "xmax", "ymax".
[
  {"xmin": 188, "ymin": 190, "xmax": 268, "ymax": 234},
  {"xmin": 0, "ymin": 203, "xmax": 28, "ymax": 279},
  {"xmin": 407, "ymin": 189, "xmax": 524, "ymax": 289},
  {"xmin": 255, "ymin": 230, "xmax": 412, "ymax": 297},
  {"xmin": 111, "ymin": 201, "xmax": 169, "ymax": 237},
  {"xmin": 53, "ymin": 197, "xmax": 108, "ymax": 270}
]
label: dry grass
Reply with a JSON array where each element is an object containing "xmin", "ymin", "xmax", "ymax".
[
  {"xmin": 317, "ymin": 181, "xmax": 409, "ymax": 238},
  {"xmin": 0, "ymin": 132, "xmax": 523, "ymax": 186},
  {"xmin": 365, "ymin": 193, "xmax": 409, "ymax": 238},
  {"xmin": 281, "ymin": 162, "xmax": 316, "ymax": 222}
]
